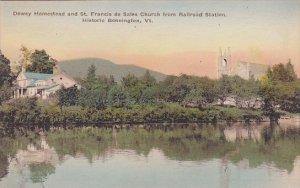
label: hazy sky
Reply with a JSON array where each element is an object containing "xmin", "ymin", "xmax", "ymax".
[{"xmin": 0, "ymin": 0, "xmax": 299, "ymax": 78}]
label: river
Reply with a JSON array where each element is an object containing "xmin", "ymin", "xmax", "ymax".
[{"xmin": 0, "ymin": 122, "xmax": 299, "ymax": 188}]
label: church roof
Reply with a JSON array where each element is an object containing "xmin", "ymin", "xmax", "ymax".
[
  {"xmin": 239, "ymin": 62, "xmax": 268, "ymax": 74},
  {"xmin": 23, "ymin": 72, "xmax": 54, "ymax": 80}
]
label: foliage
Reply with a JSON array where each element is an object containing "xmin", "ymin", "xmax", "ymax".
[
  {"xmin": 19, "ymin": 45, "xmax": 32, "ymax": 73},
  {"xmin": 15, "ymin": 104, "xmax": 264, "ymax": 125},
  {"xmin": 0, "ymin": 151, "xmax": 8, "ymax": 180},
  {"xmin": 0, "ymin": 98, "xmax": 40, "ymax": 125},
  {"xmin": 45, "ymin": 125, "xmax": 300, "ymax": 172},
  {"xmin": 157, "ymin": 75, "xmax": 218, "ymax": 107},
  {"xmin": 87, "ymin": 64, "xmax": 96, "ymax": 82},
  {"xmin": 216, "ymin": 75, "xmax": 233, "ymax": 105},
  {"xmin": 141, "ymin": 70, "xmax": 156, "ymax": 87},
  {"xmin": 27, "ymin": 49, "xmax": 56, "ymax": 74},
  {"xmin": 0, "ymin": 52, "xmax": 12, "ymax": 86},
  {"xmin": 29, "ymin": 163, "xmax": 55, "ymax": 183},
  {"xmin": 107, "ymin": 85, "xmax": 128, "ymax": 108},
  {"xmin": 46, "ymin": 128, "xmax": 112, "ymax": 161},
  {"xmin": 0, "ymin": 124, "xmax": 300, "ymax": 182},
  {"xmin": 0, "ymin": 81, "xmax": 12, "ymax": 104},
  {"xmin": 78, "ymin": 88, "xmax": 107, "ymax": 109},
  {"xmin": 57, "ymin": 86, "xmax": 79, "ymax": 107},
  {"xmin": 259, "ymin": 62, "xmax": 299, "ymax": 120},
  {"xmin": 78, "ymin": 64, "xmax": 116, "ymax": 109},
  {"xmin": 0, "ymin": 51, "xmax": 13, "ymax": 104},
  {"xmin": 1, "ymin": 58, "xmax": 299, "ymax": 125},
  {"xmin": 216, "ymin": 75, "xmax": 260, "ymax": 108},
  {"xmin": 121, "ymin": 74, "xmax": 143, "ymax": 104},
  {"xmin": 0, "ymin": 134, "xmax": 39, "ymax": 179},
  {"xmin": 40, "ymin": 104, "xmax": 64, "ymax": 125}
]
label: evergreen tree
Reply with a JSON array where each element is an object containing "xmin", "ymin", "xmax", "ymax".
[
  {"xmin": 86, "ymin": 64, "xmax": 96, "ymax": 82},
  {"xmin": 141, "ymin": 70, "xmax": 156, "ymax": 87}
]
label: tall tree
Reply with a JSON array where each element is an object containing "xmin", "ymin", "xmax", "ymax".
[
  {"xmin": 0, "ymin": 51, "xmax": 13, "ymax": 103},
  {"xmin": 0, "ymin": 51, "xmax": 12, "ymax": 86},
  {"xmin": 184, "ymin": 76, "xmax": 218, "ymax": 108},
  {"xmin": 122, "ymin": 74, "xmax": 143, "ymax": 104},
  {"xmin": 122, "ymin": 74, "xmax": 139, "ymax": 88},
  {"xmin": 27, "ymin": 49, "xmax": 56, "ymax": 74},
  {"xmin": 86, "ymin": 64, "xmax": 96, "ymax": 82},
  {"xmin": 141, "ymin": 71, "xmax": 156, "ymax": 87},
  {"xmin": 259, "ymin": 61, "xmax": 299, "ymax": 120},
  {"xmin": 157, "ymin": 75, "xmax": 177, "ymax": 102},
  {"xmin": 19, "ymin": 45, "xmax": 32, "ymax": 72},
  {"xmin": 79, "ymin": 66, "xmax": 116, "ymax": 109},
  {"xmin": 83, "ymin": 64, "xmax": 97, "ymax": 90}
]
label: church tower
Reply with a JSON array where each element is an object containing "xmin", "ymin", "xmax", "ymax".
[{"xmin": 217, "ymin": 47, "xmax": 232, "ymax": 78}]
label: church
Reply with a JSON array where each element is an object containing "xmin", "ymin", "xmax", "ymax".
[
  {"xmin": 13, "ymin": 65, "xmax": 80, "ymax": 99},
  {"xmin": 217, "ymin": 48, "xmax": 268, "ymax": 80}
]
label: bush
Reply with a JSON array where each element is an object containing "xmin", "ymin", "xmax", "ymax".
[{"xmin": 0, "ymin": 98, "xmax": 40, "ymax": 125}]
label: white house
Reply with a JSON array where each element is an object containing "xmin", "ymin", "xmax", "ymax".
[{"xmin": 14, "ymin": 68, "xmax": 80, "ymax": 99}]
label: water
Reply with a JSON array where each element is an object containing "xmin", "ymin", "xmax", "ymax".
[{"xmin": 0, "ymin": 122, "xmax": 300, "ymax": 188}]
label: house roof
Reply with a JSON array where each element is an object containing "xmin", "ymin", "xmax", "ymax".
[
  {"xmin": 26, "ymin": 80, "xmax": 48, "ymax": 88},
  {"xmin": 27, "ymin": 82, "xmax": 36, "ymax": 87},
  {"xmin": 23, "ymin": 72, "xmax": 54, "ymax": 80},
  {"xmin": 44, "ymin": 84, "xmax": 60, "ymax": 91}
]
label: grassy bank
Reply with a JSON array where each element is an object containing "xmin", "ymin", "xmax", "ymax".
[{"xmin": 0, "ymin": 98, "xmax": 265, "ymax": 128}]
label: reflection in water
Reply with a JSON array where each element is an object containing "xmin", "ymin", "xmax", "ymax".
[
  {"xmin": 16, "ymin": 136, "xmax": 59, "ymax": 167},
  {"xmin": 14, "ymin": 136, "xmax": 58, "ymax": 187},
  {"xmin": 29, "ymin": 163, "xmax": 55, "ymax": 183},
  {"xmin": 0, "ymin": 151, "xmax": 8, "ymax": 180},
  {"xmin": 0, "ymin": 123, "xmax": 299, "ymax": 188},
  {"xmin": 224, "ymin": 123, "xmax": 267, "ymax": 142}
]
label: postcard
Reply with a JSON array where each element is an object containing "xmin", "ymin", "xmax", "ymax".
[{"xmin": 0, "ymin": 1, "xmax": 299, "ymax": 188}]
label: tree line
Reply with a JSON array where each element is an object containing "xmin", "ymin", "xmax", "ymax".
[
  {"xmin": 0, "ymin": 48, "xmax": 299, "ymax": 129},
  {"xmin": 57, "ymin": 61, "xmax": 299, "ymax": 118}
]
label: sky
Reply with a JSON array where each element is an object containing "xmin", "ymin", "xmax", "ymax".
[{"xmin": 0, "ymin": 0, "xmax": 299, "ymax": 78}]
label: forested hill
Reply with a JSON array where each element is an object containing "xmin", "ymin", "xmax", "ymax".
[{"xmin": 58, "ymin": 58, "xmax": 167, "ymax": 82}]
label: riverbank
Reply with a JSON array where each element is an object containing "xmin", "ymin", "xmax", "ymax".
[
  {"xmin": 0, "ymin": 100, "xmax": 266, "ymax": 125},
  {"xmin": 1, "ymin": 98, "xmax": 299, "ymax": 134}
]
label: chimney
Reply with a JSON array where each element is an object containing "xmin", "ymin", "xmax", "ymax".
[{"xmin": 53, "ymin": 64, "xmax": 61, "ymax": 75}]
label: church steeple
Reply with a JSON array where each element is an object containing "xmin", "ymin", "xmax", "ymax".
[{"xmin": 217, "ymin": 47, "xmax": 232, "ymax": 78}]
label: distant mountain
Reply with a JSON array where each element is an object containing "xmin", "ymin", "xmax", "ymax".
[{"xmin": 58, "ymin": 58, "xmax": 167, "ymax": 82}]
